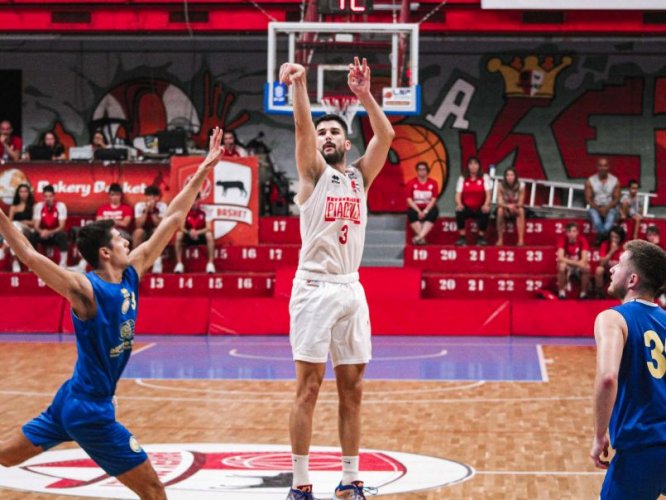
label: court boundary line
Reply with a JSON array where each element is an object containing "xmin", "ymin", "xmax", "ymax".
[
  {"xmin": 0, "ymin": 389, "xmax": 590, "ymax": 405},
  {"xmin": 133, "ymin": 378, "xmax": 485, "ymax": 395},
  {"xmin": 477, "ymin": 470, "xmax": 605, "ymax": 476},
  {"xmin": 132, "ymin": 343, "xmax": 156, "ymax": 356},
  {"xmin": 536, "ymin": 344, "xmax": 550, "ymax": 382}
]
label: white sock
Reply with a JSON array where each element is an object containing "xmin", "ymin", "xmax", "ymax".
[
  {"xmin": 292, "ymin": 454, "xmax": 310, "ymax": 488},
  {"xmin": 341, "ymin": 455, "xmax": 359, "ymax": 485},
  {"xmin": 59, "ymin": 253, "xmax": 68, "ymax": 267}
]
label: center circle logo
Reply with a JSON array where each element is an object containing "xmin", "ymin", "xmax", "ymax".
[{"xmin": 0, "ymin": 443, "xmax": 474, "ymax": 498}]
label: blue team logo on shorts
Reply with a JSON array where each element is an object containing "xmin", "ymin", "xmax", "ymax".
[{"xmin": 129, "ymin": 436, "xmax": 142, "ymax": 453}]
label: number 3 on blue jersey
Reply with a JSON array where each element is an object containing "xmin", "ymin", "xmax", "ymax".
[{"xmin": 644, "ymin": 330, "xmax": 666, "ymax": 379}]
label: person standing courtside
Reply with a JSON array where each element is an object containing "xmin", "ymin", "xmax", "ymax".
[
  {"xmin": 590, "ymin": 239, "xmax": 666, "ymax": 499},
  {"xmin": 585, "ymin": 158, "xmax": 621, "ymax": 245},
  {"xmin": 279, "ymin": 57, "xmax": 394, "ymax": 500},
  {"xmin": 0, "ymin": 128, "xmax": 224, "ymax": 500}
]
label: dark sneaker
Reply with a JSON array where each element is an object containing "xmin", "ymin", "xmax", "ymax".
[
  {"xmin": 287, "ymin": 485, "xmax": 315, "ymax": 499},
  {"xmin": 455, "ymin": 236, "xmax": 467, "ymax": 246},
  {"xmin": 477, "ymin": 236, "xmax": 488, "ymax": 246},
  {"xmin": 335, "ymin": 480, "xmax": 377, "ymax": 499}
]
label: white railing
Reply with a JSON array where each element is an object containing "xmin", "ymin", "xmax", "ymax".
[{"xmin": 490, "ymin": 175, "xmax": 656, "ymax": 217}]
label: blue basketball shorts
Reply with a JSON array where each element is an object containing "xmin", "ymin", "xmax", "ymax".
[
  {"xmin": 22, "ymin": 382, "xmax": 148, "ymax": 477},
  {"xmin": 601, "ymin": 445, "xmax": 666, "ymax": 500}
]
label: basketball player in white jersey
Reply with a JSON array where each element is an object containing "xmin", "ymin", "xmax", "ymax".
[{"xmin": 279, "ymin": 58, "xmax": 394, "ymax": 500}]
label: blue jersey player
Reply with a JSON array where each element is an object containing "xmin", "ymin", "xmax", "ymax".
[
  {"xmin": 590, "ymin": 239, "xmax": 666, "ymax": 500},
  {"xmin": 0, "ymin": 127, "xmax": 224, "ymax": 499}
]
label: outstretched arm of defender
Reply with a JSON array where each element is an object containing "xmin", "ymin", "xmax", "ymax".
[
  {"xmin": 280, "ymin": 63, "xmax": 326, "ymax": 190},
  {"xmin": 349, "ymin": 57, "xmax": 395, "ymax": 190},
  {"xmin": 590, "ymin": 309, "xmax": 626, "ymax": 469},
  {"xmin": 129, "ymin": 127, "xmax": 223, "ymax": 277},
  {"xmin": 0, "ymin": 208, "xmax": 92, "ymax": 316}
]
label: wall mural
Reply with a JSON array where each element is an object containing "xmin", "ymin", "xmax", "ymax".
[{"xmin": 2, "ymin": 38, "xmax": 665, "ymax": 213}]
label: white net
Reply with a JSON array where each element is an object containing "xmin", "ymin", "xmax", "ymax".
[{"xmin": 320, "ymin": 95, "xmax": 361, "ymax": 134}]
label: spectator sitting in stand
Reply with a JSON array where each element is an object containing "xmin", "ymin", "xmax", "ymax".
[
  {"xmin": 40, "ymin": 131, "xmax": 66, "ymax": 160},
  {"xmin": 556, "ymin": 221, "xmax": 591, "ymax": 300},
  {"xmin": 619, "ymin": 179, "xmax": 643, "ymax": 240},
  {"xmin": 132, "ymin": 185, "xmax": 167, "ymax": 273},
  {"xmin": 646, "ymin": 225, "xmax": 662, "ymax": 249},
  {"xmin": 96, "ymin": 183, "xmax": 133, "ymax": 241},
  {"xmin": 92, "ymin": 130, "xmax": 108, "ymax": 152},
  {"xmin": 174, "ymin": 194, "xmax": 216, "ymax": 274},
  {"xmin": 406, "ymin": 162, "xmax": 439, "ymax": 245},
  {"xmin": 594, "ymin": 225, "xmax": 626, "ymax": 298},
  {"xmin": 0, "ymin": 120, "xmax": 22, "ymax": 163},
  {"xmin": 584, "ymin": 157, "xmax": 620, "ymax": 244},
  {"xmin": 455, "ymin": 157, "xmax": 492, "ymax": 246},
  {"xmin": 8, "ymin": 183, "xmax": 36, "ymax": 272},
  {"xmin": 495, "ymin": 167, "xmax": 526, "ymax": 247},
  {"xmin": 29, "ymin": 184, "xmax": 69, "ymax": 269},
  {"xmin": 220, "ymin": 130, "xmax": 248, "ymax": 158}
]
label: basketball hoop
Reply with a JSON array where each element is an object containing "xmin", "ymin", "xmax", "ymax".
[{"xmin": 320, "ymin": 95, "xmax": 360, "ymax": 134}]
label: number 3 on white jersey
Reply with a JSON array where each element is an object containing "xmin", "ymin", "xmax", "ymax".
[{"xmin": 339, "ymin": 224, "xmax": 349, "ymax": 245}]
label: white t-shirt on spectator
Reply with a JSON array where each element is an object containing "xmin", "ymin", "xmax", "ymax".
[
  {"xmin": 134, "ymin": 201, "xmax": 167, "ymax": 219},
  {"xmin": 455, "ymin": 173, "xmax": 493, "ymax": 193}
]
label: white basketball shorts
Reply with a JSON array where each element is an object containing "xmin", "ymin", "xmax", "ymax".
[{"xmin": 289, "ymin": 271, "xmax": 371, "ymax": 367}]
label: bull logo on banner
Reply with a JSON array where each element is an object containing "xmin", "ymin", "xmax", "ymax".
[
  {"xmin": 209, "ymin": 161, "xmax": 253, "ymax": 240},
  {"xmin": 171, "ymin": 156, "xmax": 259, "ymax": 245}
]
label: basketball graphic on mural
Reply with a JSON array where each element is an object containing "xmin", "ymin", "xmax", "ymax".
[
  {"xmin": 0, "ymin": 168, "xmax": 29, "ymax": 206},
  {"xmin": 91, "ymin": 79, "xmax": 201, "ymax": 145},
  {"xmin": 365, "ymin": 121, "xmax": 447, "ymax": 212}
]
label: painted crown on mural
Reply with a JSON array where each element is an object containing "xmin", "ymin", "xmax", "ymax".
[{"xmin": 487, "ymin": 55, "xmax": 572, "ymax": 98}]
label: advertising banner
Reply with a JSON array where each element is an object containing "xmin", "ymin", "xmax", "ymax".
[{"xmin": 170, "ymin": 156, "xmax": 259, "ymax": 245}]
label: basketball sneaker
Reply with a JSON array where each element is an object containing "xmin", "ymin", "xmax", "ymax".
[
  {"xmin": 151, "ymin": 256, "xmax": 163, "ymax": 274},
  {"xmin": 173, "ymin": 262, "xmax": 185, "ymax": 274},
  {"xmin": 205, "ymin": 262, "xmax": 216, "ymax": 274},
  {"xmin": 335, "ymin": 480, "xmax": 377, "ymax": 499},
  {"xmin": 287, "ymin": 484, "xmax": 315, "ymax": 499},
  {"xmin": 11, "ymin": 259, "xmax": 21, "ymax": 273}
]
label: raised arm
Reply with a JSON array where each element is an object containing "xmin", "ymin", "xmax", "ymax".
[
  {"xmin": 610, "ymin": 181, "xmax": 621, "ymax": 209},
  {"xmin": 0, "ymin": 208, "xmax": 93, "ymax": 317},
  {"xmin": 129, "ymin": 127, "xmax": 223, "ymax": 277},
  {"xmin": 279, "ymin": 63, "xmax": 327, "ymax": 203},
  {"xmin": 590, "ymin": 309, "xmax": 626, "ymax": 469},
  {"xmin": 349, "ymin": 58, "xmax": 395, "ymax": 190}
]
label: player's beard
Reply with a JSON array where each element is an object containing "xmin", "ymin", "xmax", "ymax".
[
  {"xmin": 608, "ymin": 280, "xmax": 627, "ymax": 300},
  {"xmin": 321, "ymin": 144, "xmax": 345, "ymax": 165}
]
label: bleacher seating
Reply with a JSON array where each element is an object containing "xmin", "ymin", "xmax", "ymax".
[{"xmin": 1, "ymin": 214, "xmax": 663, "ymax": 335}]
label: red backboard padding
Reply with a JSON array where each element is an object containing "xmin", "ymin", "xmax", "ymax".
[{"xmin": 0, "ymin": 296, "xmax": 65, "ymax": 333}]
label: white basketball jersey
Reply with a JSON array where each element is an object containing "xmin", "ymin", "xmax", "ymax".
[{"xmin": 297, "ymin": 165, "xmax": 367, "ymax": 276}]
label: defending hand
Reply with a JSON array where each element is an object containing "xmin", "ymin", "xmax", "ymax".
[{"xmin": 202, "ymin": 127, "xmax": 223, "ymax": 169}]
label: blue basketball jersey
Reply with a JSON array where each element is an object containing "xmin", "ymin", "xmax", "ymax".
[
  {"xmin": 609, "ymin": 300, "xmax": 666, "ymax": 451},
  {"xmin": 68, "ymin": 266, "xmax": 139, "ymax": 399}
]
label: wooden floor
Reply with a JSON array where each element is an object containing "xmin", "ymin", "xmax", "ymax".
[{"xmin": 0, "ymin": 341, "xmax": 612, "ymax": 499}]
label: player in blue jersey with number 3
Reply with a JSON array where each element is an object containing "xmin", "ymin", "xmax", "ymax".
[
  {"xmin": 590, "ymin": 239, "xmax": 666, "ymax": 500},
  {"xmin": 0, "ymin": 127, "xmax": 224, "ymax": 499}
]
